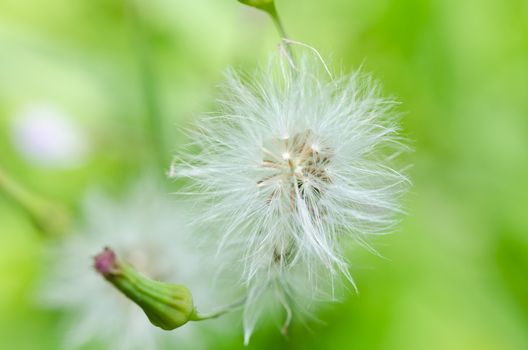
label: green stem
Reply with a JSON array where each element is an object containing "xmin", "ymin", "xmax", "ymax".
[
  {"xmin": 268, "ymin": 5, "xmax": 287, "ymax": 39},
  {"xmin": 0, "ymin": 165, "xmax": 70, "ymax": 236},
  {"xmin": 239, "ymin": 1, "xmax": 295, "ymax": 64},
  {"xmin": 266, "ymin": 3, "xmax": 295, "ymax": 64},
  {"xmin": 190, "ymin": 297, "xmax": 246, "ymax": 321},
  {"xmin": 127, "ymin": 0, "xmax": 167, "ymax": 169}
]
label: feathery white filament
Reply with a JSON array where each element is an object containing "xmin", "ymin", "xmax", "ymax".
[
  {"xmin": 171, "ymin": 52, "xmax": 409, "ymax": 342},
  {"xmin": 39, "ymin": 178, "xmax": 231, "ymax": 350}
]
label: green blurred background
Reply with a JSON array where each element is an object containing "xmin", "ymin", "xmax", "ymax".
[{"xmin": 1, "ymin": 0, "xmax": 527, "ymax": 349}]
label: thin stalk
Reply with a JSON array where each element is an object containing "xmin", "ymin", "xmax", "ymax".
[
  {"xmin": 127, "ymin": 0, "xmax": 167, "ymax": 169},
  {"xmin": 0, "ymin": 165, "xmax": 70, "ymax": 236},
  {"xmin": 266, "ymin": 3, "xmax": 295, "ymax": 64},
  {"xmin": 190, "ymin": 297, "xmax": 246, "ymax": 321}
]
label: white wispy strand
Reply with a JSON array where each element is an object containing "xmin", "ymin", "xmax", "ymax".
[
  {"xmin": 170, "ymin": 52, "xmax": 409, "ymax": 342},
  {"xmin": 39, "ymin": 178, "xmax": 231, "ymax": 350}
]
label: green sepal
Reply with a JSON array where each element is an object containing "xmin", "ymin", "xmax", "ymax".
[{"xmin": 95, "ymin": 248, "xmax": 196, "ymax": 330}]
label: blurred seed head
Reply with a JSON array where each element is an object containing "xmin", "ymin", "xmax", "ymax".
[{"xmin": 39, "ymin": 178, "xmax": 234, "ymax": 350}]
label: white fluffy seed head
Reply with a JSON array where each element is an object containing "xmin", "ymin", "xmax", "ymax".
[
  {"xmin": 39, "ymin": 178, "xmax": 233, "ymax": 350},
  {"xmin": 170, "ymin": 51, "xmax": 410, "ymax": 341}
]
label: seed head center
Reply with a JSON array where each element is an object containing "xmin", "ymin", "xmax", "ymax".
[{"xmin": 258, "ymin": 130, "xmax": 331, "ymax": 192}]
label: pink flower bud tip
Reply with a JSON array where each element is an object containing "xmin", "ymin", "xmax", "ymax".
[{"xmin": 94, "ymin": 247, "xmax": 118, "ymax": 277}]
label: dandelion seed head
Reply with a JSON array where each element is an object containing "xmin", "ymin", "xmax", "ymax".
[{"xmin": 171, "ymin": 51, "xmax": 410, "ymax": 341}]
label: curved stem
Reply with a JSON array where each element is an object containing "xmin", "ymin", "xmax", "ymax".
[
  {"xmin": 269, "ymin": 6, "xmax": 288, "ymax": 39},
  {"xmin": 267, "ymin": 4, "xmax": 295, "ymax": 64},
  {"xmin": 190, "ymin": 296, "xmax": 246, "ymax": 321}
]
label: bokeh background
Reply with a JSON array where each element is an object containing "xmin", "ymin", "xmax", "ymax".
[{"xmin": 1, "ymin": 0, "xmax": 527, "ymax": 349}]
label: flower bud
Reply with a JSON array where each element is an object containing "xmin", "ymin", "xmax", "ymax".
[{"xmin": 94, "ymin": 247, "xmax": 196, "ymax": 330}]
